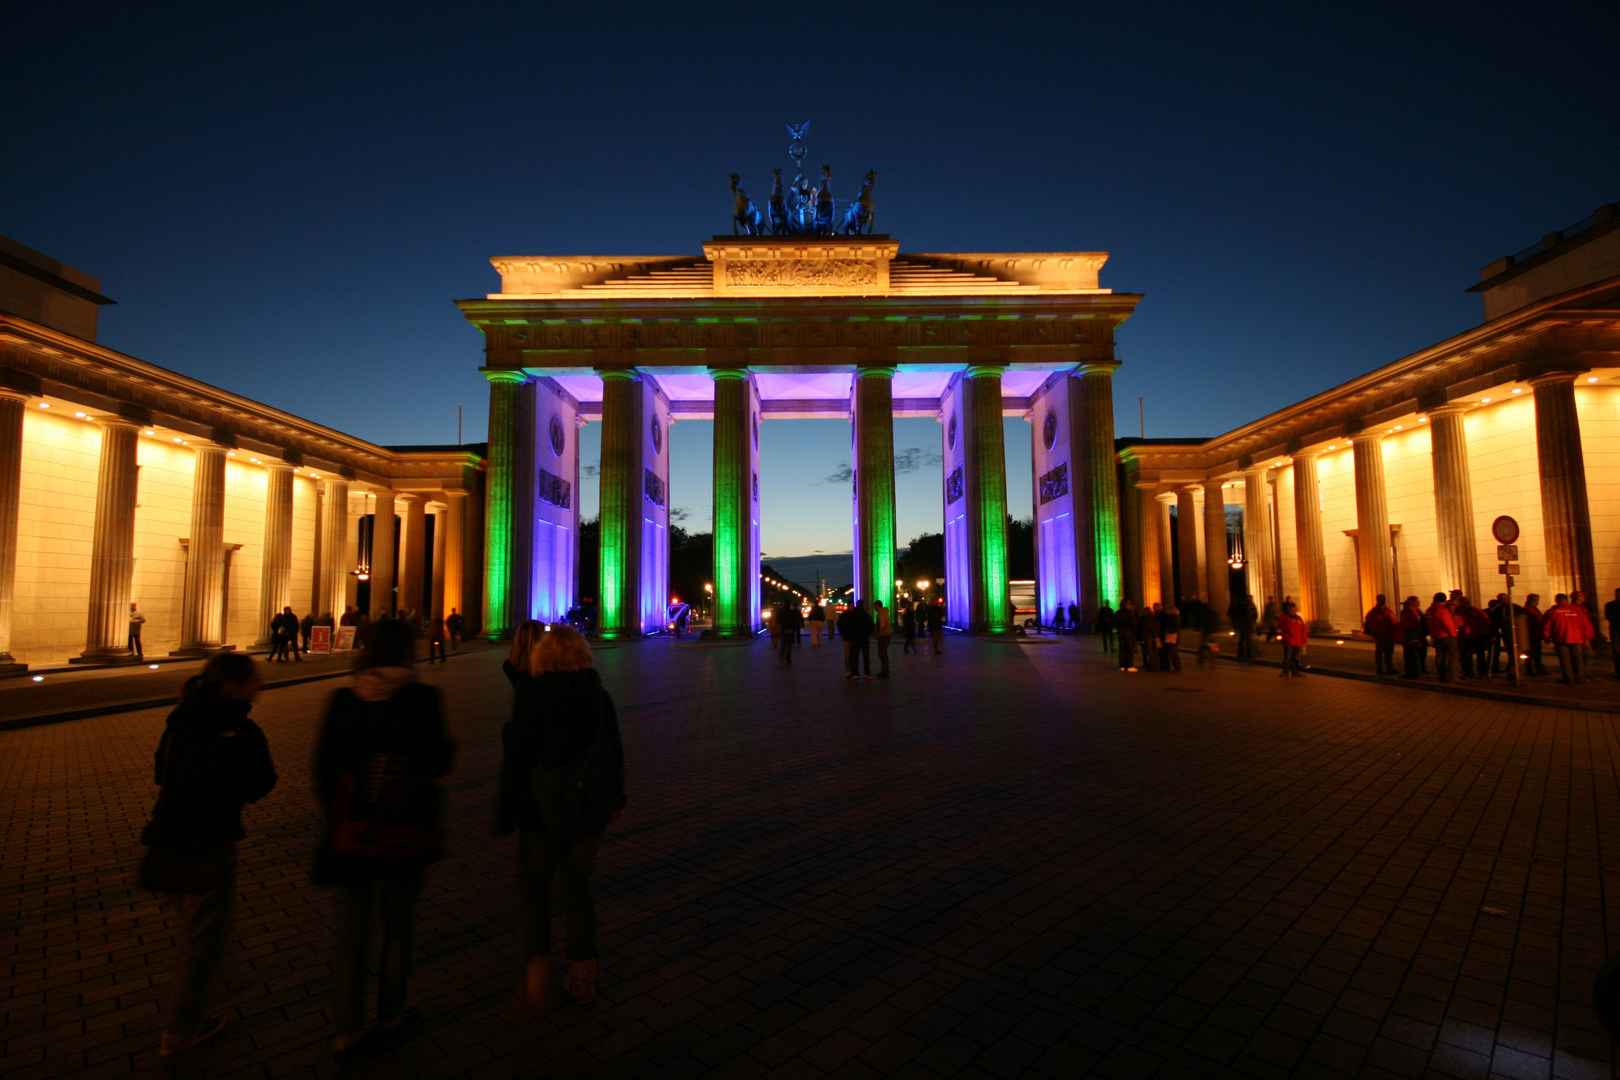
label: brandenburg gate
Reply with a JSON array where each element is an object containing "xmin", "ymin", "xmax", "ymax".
[{"xmin": 457, "ymin": 236, "xmax": 1140, "ymax": 639}]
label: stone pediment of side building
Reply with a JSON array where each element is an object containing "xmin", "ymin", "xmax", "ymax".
[{"xmin": 457, "ymin": 236, "xmax": 1140, "ymax": 421}]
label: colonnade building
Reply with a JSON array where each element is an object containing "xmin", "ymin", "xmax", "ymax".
[
  {"xmin": 457, "ymin": 236, "xmax": 1139, "ymax": 639},
  {"xmin": 1114, "ymin": 204, "xmax": 1620, "ymax": 634},
  {"xmin": 0, "ymin": 234, "xmax": 486, "ymax": 672}
]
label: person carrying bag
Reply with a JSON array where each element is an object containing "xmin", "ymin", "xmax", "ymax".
[
  {"xmin": 138, "ymin": 653, "xmax": 276, "ymax": 1059},
  {"xmin": 495, "ymin": 623, "xmax": 626, "ymax": 1010},
  {"xmin": 313, "ymin": 619, "xmax": 454, "ymax": 1064}
]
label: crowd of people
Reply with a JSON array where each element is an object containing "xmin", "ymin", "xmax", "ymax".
[
  {"xmin": 137, "ymin": 616, "xmax": 625, "ymax": 1065},
  {"xmin": 768, "ymin": 596, "xmax": 948, "ymax": 678}
]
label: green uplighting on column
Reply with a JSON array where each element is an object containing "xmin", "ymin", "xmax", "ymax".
[
  {"xmin": 965, "ymin": 364, "xmax": 1011, "ymax": 632},
  {"xmin": 596, "ymin": 369, "xmax": 638, "ymax": 640},
  {"xmin": 854, "ymin": 366, "xmax": 897, "ymax": 614},
  {"xmin": 481, "ymin": 369, "xmax": 528, "ymax": 639},
  {"xmin": 1075, "ymin": 362, "xmax": 1123, "ymax": 618},
  {"xmin": 711, "ymin": 368, "xmax": 750, "ymax": 637}
]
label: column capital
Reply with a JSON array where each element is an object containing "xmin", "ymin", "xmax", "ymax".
[
  {"xmin": 1350, "ymin": 430, "xmax": 1384, "ymax": 445},
  {"xmin": 1291, "ymin": 446, "xmax": 1321, "ymax": 461},
  {"xmin": 595, "ymin": 366, "xmax": 640, "ymax": 382},
  {"xmin": 1527, "ymin": 369, "xmax": 1588, "ymax": 389},
  {"xmin": 1426, "ymin": 401, "xmax": 1473, "ymax": 417},
  {"xmin": 90, "ymin": 414, "xmax": 143, "ymax": 431},
  {"xmin": 708, "ymin": 366, "xmax": 750, "ymax": 382},
  {"xmin": 1075, "ymin": 359, "xmax": 1121, "ymax": 377},
  {"xmin": 963, "ymin": 363, "xmax": 1007, "ymax": 379},
  {"xmin": 1242, "ymin": 464, "xmax": 1272, "ymax": 480},
  {"xmin": 854, "ymin": 364, "xmax": 897, "ymax": 380},
  {"xmin": 0, "ymin": 388, "xmax": 29, "ymax": 404},
  {"xmin": 262, "ymin": 459, "xmax": 297, "ymax": 473},
  {"xmin": 482, "ymin": 368, "xmax": 531, "ymax": 386}
]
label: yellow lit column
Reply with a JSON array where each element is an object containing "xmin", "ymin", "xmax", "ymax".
[
  {"xmin": 176, "ymin": 443, "xmax": 229, "ymax": 654},
  {"xmin": 1202, "ymin": 479, "xmax": 1231, "ymax": 626},
  {"xmin": 1428, "ymin": 404, "xmax": 1480, "ymax": 600},
  {"xmin": 0, "ymin": 391, "xmax": 27, "ymax": 673},
  {"xmin": 319, "ymin": 479, "xmax": 350, "ymax": 622},
  {"xmin": 443, "ymin": 490, "xmax": 467, "ymax": 622},
  {"xmin": 431, "ymin": 500, "xmax": 448, "ymax": 619},
  {"xmin": 1241, "ymin": 467, "xmax": 1275, "ymax": 606},
  {"xmin": 370, "ymin": 491, "xmax": 397, "ymax": 618},
  {"xmin": 1352, "ymin": 432, "xmax": 1394, "ymax": 614},
  {"xmin": 398, "ymin": 494, "xmax": 426, "ymax": 617},
  {"xmin": 255, "ymin": 463, "xmax": 295, "ymax": 646},
  {"xmin": 1155, "ymin": 492, "xmax": 1175, "ymax": 608},
  {"xmin": 343, "ymin": 492, "xmax": 363, "ymax": 616},
  {"xmin": 80, "ymin": 418, "xmax": 142, "ymax": 662},
  {"xmin": 1532, "ymin": 372, "xmax": 1600, "ymax": 615},
  {"xmin": 1292, "ymin": 449, "xmax": 1333, "ymax": 632},
  {"xmin": 1175, "ymin": 487, "xmax": 1201, "ymax": 602}
]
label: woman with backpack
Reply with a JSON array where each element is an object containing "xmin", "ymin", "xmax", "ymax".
[
  {"xmin": 139, "ymin": 653, "xmax": 277, "ymax": 1059},
  {"xmin": 495, "ymin": 623, "xmax": 626, "ymax": 1010},
  {"xmin": 313, "ymin": 619, "xmax": 455, "ymax": 1063}
]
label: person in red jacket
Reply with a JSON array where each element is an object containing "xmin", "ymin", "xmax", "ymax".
[
  {"xmin": 1425, "ymin": 593, "xmax": 1459, "ymax": 684},
  {"xmin": 1545, "ymin": 593, "xmax": 1591, "ymax": 684},
  {"xmin": 1277, "ymin": 601, "xmax": 1309, "ymax": 676},
  {"xmin": 1453, "ymin": 593, "xmax": 1491, "ymax": 678},
  {"xmin": 1397, "ymin": 596, "xmax": 1427, "ymax": 678},
  {"xmin": 1364, "ymin": 595, "xmax": 1398, "ymax": 675}
]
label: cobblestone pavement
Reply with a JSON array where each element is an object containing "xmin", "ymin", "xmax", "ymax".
[{"xmin": 3, "ymin": 633, "xmax": 1619, "ymax": 1079}]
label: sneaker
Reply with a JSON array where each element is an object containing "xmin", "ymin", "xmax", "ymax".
[
  {"xmin": 160, "ymin": 1016, "xmax": 227, "ymax": 1058},
  {"xmin": 564, "ymin": 959, "xmax": 597, "ymax": 1004}
]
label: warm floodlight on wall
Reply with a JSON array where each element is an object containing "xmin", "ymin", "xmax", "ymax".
[{"xmin": 1589, "ymin": 377, "xmax": 1600, "ymax": 383}]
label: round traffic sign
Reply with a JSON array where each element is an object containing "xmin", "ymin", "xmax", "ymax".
[{"xmin": 1492, "ymin": 515, "xmax": 1520, "ymax": 545}]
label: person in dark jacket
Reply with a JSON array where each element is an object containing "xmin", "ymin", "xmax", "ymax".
[
  {"xmin": 1229, "ymin": 594, "xmax": 1259, "ymax": 661},
  {"xmin": 1398, "ymin": 596, "xmax": 1427, "ymax": 678},
  {"xmin": 1115, "ymin": 599, "xmax": 1139, "ymax": 671},
  {"xmin": 1524, "ymin": 594, "xmax": 1549, "ymax": 675},
  {"xmin": 142, "ymin": 654, "xmax": 276, "ymax": 1059},
  {"xmin": 840, "ymin": 600, "xmax": 875, "ymax": 679},
  {"xmin": 1137, "ymin": 605, "xmax": 1161, "ymax": 672},
  {"xmin": 1159, "ymin": 603, "xmax": 1183, "ymax": 672},
  {"xmin": 426, "ymin": 611, "xmax": 448, "ymax": 664},
  {"xmin": 502, "ymin": 620, "xmax": 546, "ymax": 688},
  {"xmin": 1364, "ymin": 595, "xmax": 1397, "ymax": 675},
  {"xmin": 1095, "ymin": 603, "xmax": 1116, "ymax": 652},
  {"xmin": 496, "ymin": 623, "xmax": 626, "ymax": 1010},
  {"xmin": 778, "ymin": 603, "xmax": 804, "ymax": 664},
  {"xmin": 313, "ymin": 619, "xmax": 454, "ymax": 1062}
]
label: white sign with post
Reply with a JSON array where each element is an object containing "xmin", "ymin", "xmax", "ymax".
[{"xmin": 1492, "ymin": 515, "xmax": 1521, "ymax": 686}]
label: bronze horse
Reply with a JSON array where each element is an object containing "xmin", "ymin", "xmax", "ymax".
[
  {"xmin": 768, "ymin": 169, "xmax": 789, "ymax": 235},
  {"xmin": 840, "ymin": 170, "xmax": 877, "ymax": 235},
  {"xmin": 813, "ymin": 165, "xmax": 834, "ymax": 234},
  {"xmin": 730, "ymin": 174, "xmax": 765, "ymax": 235}
]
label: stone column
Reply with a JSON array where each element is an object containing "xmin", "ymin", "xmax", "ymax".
[
  {"xmin": 1202, "ymin": 480, "xmax": 1231, "ymax": 626},
  {"xmin": 1072, "ymin": 362, "xmax": 1122, "ymax": 620},
  {"xmin": 443, "ymin": 490, "xmax": 467, "ymax": 622},
  {"xmin": 176, "ymin": 443, "xmax": 228, "ymax": 654},
  {"xmin": 319, "ymin": 479, "xmax": 349, "ymax": 621},
  {"xmin": 370, "ymin": 490, "xmax": 397, "ymax": 618},
  {"xmin": 1156, "ymin": 493, "xmax": 1175, "ymax": 608},
  {"xmin": 0, "ymin": 392, "xmax": 27, "ymax": 673},
  {"xmin": 1532, "ymin": 372, "xmax": 1599, "ymax": 617},
  {"xmin": 344, "ymin": 495, "xmax": 363, "ymax": 615},
  {"xmin": 1428, "ymin": 404, "xmax": 1480, "ymax": 600},
  {"xmin": 1292, "ymin": 450, "xmax": 1332, "ymax": 632},
  {"xmin": 398, "ymin": 494, "xmax": 426, "ymax": 617},
  {"xmin": 853, "ymin": 366, "xmax": 898, "ymax": 613},
  {"xmin": 711, "ymin": 369, "xmax": 752, "ymax": 637},
  {"xmin": 1175, "ymin": 487, "xmax": 1200, "ymax": 602},
  {"xmin": 431, "ymin": 502, "xmax": 448, "ymax": 618},
  {"xmin": 1352, "ymin": 433, "xmax": 1394, "ymax": 615},
  {"xmin": 1133, "ymin": 482, "xmax": 1160, "ymax": 609},
  {"xmin": 482, "ymin": 370, "xmax": 528, "ymax": 638},
  {"xmin": 964, "ymin": 364, "xmax": 1012, "ymax": 632},
  {"xmin": 80, "ymin": 419, "xmax": 142, "ymax": 661},
  {"xmin": 254, "ymin": 463, "xmax": 295, "ymax": 646},
  {"xmin": 1242, "ymin": 468, "xmax": 1275, "ymax": 607},
  {"xmin": 598, "ymin": 368, "xmax": 641, "ymax": 639}
]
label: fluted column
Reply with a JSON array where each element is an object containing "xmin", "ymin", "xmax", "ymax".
[
  {"xmin": 482, "ymin": 370, "xmax": 528, "ymax": 638},
  {"xmin": 319, "ymin": 479, "xmax": 349, "ymax": 621},
  {"xmin": 370, "ymin": 490, "xmax": 396, "ymax": 618},
  {"xmin": 964, "ymin": 365, "xmax": 1011, "ymax": 632},
  {"xmin": 1242, "ymin": 468, "xmax": 1275, "ymax": 607},
  {"xmin": 80, "ymin": 419, "xmax": 142, "ymax": 661},
  {"xmin": 176, "ymin": 443, "xmax": 228, "ymax": 653},
  {"xmin": 1175, "ymin": 487, "xmax": 1201, "ymax": 602},
  {"xmin": 1352, "ymin": 433, "xmax": 1394, "ymax": 615},
  {"xmin": 0, "ymin": 392, "xmax": 28, "ymax": 672},
  {"xmin": 1155, "ymin": 493, "xmax": 1175, "ymax": 608},
  {"xmin": 711, "ymin": 369, "xmax": 752, "ymax": 637},
  {"xmin": 598, "ymin": 369, "xmax": 641, "ymax": 639},
  {"xmin": 1292, "ymin": 450, "xmax": 1332, "ymax": 632},
  {"xmin": 1133, "ymin": 482, "xmax": 1160, "ymax": 608},
  {"xmin": 344, "ymin": 495, "xmax": 363, "ymax": 615},
  {"xmin": 443, "ymin": 490, "xmax": 467, "ymax": 622},
  {"xmin": 1202, "ymin": 480, "xmax": 1231, "ymax": 626},
  {"xmin": 431, "ymin": 502, "xmax": 448, "ymax": 618},
  {"xmin": 1428, "ymin": 404, "xmax": 1480, "ymax": 600},
  {"xmin": 1532, "ymin": 372, "xmax": 1599, "ymax": 618},
  {"xmin": 398, "ymin": 494, "xmax": 426, "ymax": 617},
  {"xmin": 254, "ymin": 463, "xmax": 295, "ymax": 645},
  {"xmin": 1072, "ymin": 362, "xmax": 1122, "ymax": 620},
  {"xmin": 853, "ymin": 366, "xmax": 898, "ymax": 613}
]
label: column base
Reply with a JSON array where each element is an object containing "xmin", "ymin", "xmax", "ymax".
[
  {"xmin": 0, "ymin": 661, "xmax": 28, "ymax": 678},
  {"xmin": 70, "ymin": 650, "xmax": 142, "ymax": 666},
  {"xmin": 597, "ymin": 630, "xmax": 640, "ymax": 642},
  {"xmin": 168, "ymin": 644, "xmax": 236, "ymax": 658}
]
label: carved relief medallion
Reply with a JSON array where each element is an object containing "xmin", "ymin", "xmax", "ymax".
[
  {"xmin": 549, "ymin": 415, "xmax": 566, "ymax": 456},
  {"xmin": 1043, "ymin": 412, "xmax": 1057, "ymax": 450}
]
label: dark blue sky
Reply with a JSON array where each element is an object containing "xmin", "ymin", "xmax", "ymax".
[{"xmin": 7, "ymin": 0, "xmax": 1617, "ymax": 453}]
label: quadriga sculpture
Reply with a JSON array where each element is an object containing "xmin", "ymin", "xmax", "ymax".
[
  {"xmin": 729, "ymin": 174, "xmax": 765, "ymax": 235},
  {"xmin": 813, "ymin": 165, "xmax": 834, "ymax": 235},
  {"xmin": 840, "ymin": 170, "xmax": 877, "ymax": 235}
]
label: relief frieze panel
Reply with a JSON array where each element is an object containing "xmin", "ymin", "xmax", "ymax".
[{"xmin": 722, "ymin": 259, "xmax": 879, "ymax": 288}]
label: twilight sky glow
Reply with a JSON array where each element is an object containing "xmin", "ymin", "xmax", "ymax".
[{"xmin": 5, "ymin": 1, "xmax": 1617, "ymax": 557}]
